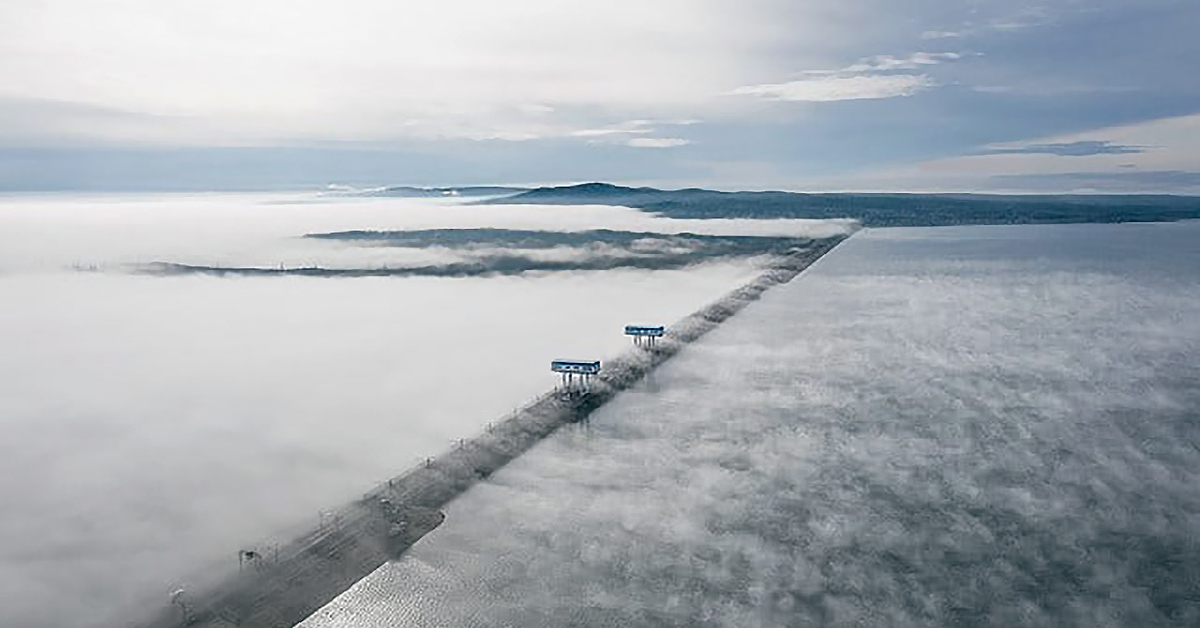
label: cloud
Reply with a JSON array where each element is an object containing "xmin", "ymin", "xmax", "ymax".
[
  {"xmin": 840, "ymin": 52, "xmax": 965, "ymax": 73},
  {"xmin": 921, "ymin": 6, "xmax": 1052, "ymax": 39},
  {"xmin": 921, "ymin": 30, "xmax": 971, "ymax": 40},
  {"xmin": 975, "ymin": 140, "xmax": 1149, "ymax": 157},
  {"xmin": 729, "ymin": 50, "xmax": 965, "ymax": 103},
  {"xmin": 0, "ymin": 1, "xmax": 1197, "ymax": 190},
  {"xmin": 570, "ymin": 120, "xmax": 655, "ymax": 138},
  {"xmin": 570, "ymin": 120, "xmax": 696, "ymax": 148},
  {"xmin": 0, "ymin": 0, "xmax": 799, "ymax": 145},
  {"xmin": 730, "ymin": 74, "xmax": 936, "ymax": 102},
  {"xmin": 627, "ymin": 138, "xmax": 690, "ymax": 148}
]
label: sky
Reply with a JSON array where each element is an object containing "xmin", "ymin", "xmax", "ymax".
[{"xmin": 0, "ymin": 0, "xmax": 1197, "ymax": 192}]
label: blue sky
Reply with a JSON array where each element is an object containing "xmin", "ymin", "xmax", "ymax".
[{"xmin": 0, "ymin": 0, "xmax": 1196, "ymax": 192}]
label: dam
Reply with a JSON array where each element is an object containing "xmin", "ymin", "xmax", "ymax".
[{"xmin": 130, "ymin": 236, "xmax": 847, "ymax": 628}]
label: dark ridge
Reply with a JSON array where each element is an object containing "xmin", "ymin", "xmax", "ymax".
[
  {"xmin": 139, "ymin": 250, "xmax": 792, "ymax": 278},
  {"xmin": 511, "ymin": 182, "xmax": 657, "ymax": 198},
  {"xmin": 305, "ymin": 227, "xmax": 809, "ymax": 251},
  {"xmin": 480, "ymin": 183, "xmax": 1200, "ymax": 227},
  {"xmin": 128, "ymin": 236, "xmax": 847, "ymax": 628},
  {"xmin": 141, "ymin": 229, "xmax": 823, "ymax": 277}
]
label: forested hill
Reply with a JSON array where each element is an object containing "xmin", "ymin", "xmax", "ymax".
[{"xmin": 480, "ymin": 183, "xmax": 1200, "ymax": 227}]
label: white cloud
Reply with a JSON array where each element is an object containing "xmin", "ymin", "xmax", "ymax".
[
  {"xmin": 841, "ymin": 52, "xmax": 963, "ymax": 73},
  {"xmin": 572, "ymin": 129, "xmax": 648, "ymax": 138},
  {"xmin": 627, "ymin": 138, "xmax": 690, "ymax": 148},
  {"xmin": 0, "ymin": 0, "xmax": 809, "ymax": 145},
  {"xmin": 571, "ymin": 120, "xmax": 656, "ymax": 137},
  {"xmin": 729, "ymin": 49, "xmax": 964, "ymax": 103},
  {"xmin": 570, "ymin": 119, "xmax": 698, "ymax": 147},
  {"xmin": 730, "ymin": 74, "xmax": 936, "ymax": 102},
  {"xmin": 921, "ymin": 30, "xmax": 971, "ymax": 40}
]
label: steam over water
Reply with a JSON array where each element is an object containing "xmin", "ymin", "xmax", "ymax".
[
  {"xmin": 0, "ymin": 193, "xmax": 849, "ymax": 628},
  {"xmin": 302, "ymin": 222, "xmax": 1200, "ymax": 627}
]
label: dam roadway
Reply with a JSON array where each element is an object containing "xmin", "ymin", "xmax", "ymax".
[{"xmin": 130, "ymin": 235, "xmax": 847, "ymax": 628}]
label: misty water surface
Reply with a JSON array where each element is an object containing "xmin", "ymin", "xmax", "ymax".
[
  {"xmin": 302, "ymin": 221, "xmax": 1200, "ymax": 628},
  {"xmin": 0, "ymin": 193, "xmax": 850, "ymax": 628}
]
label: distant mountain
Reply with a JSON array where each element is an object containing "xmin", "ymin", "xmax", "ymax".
[
  {"xmin": 328, "ymin": 185, "xmax": 527, "ymax": 198},
  {"xmin": 484, "ymin": 183, "xmax": 1200, "ymax": 227},
  {"xmin": 512, "ymin": 182, "xmax": 659, "ymax": 198}
]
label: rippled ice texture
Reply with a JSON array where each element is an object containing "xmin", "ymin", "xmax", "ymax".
[
  {"xmin": 303, "ymin": 222, "xmax": 1200, "ymax": 628},
  {"xmin": 0, "ymin": 193, "xmax": 848, "ymax": 628}
]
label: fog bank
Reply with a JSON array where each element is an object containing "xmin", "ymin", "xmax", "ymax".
[{"xmin": 0, "ymin": 192, "xmax": 851, "ymax": 627}]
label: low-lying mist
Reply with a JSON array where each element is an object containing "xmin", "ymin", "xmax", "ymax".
[
  {"xmin": 301, "ymin": 221, "xmax": 1200, "ymax": 627},
  {"xmin": 0, "ymin": 192, "xmax": 854, "ymax": 627},
  {"xmin": 141, "ymin": 228, "xmax": 815, "ymax": 277}
]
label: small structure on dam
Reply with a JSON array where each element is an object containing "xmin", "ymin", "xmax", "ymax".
[
  {"xmin": 551, "ymin": 359, "xmax": 601, "ymax": 394},
  {"xmin": 625, "ymin": 324, "xmax": 665, "ymax": 348}
]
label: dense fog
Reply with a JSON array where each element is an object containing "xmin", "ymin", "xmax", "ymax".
[
  {"xmin": 301, "ymin": 222, "xmax": 1200, "ymax": 627},
  {"xmin": 0, "ymin": 193, "xmax": 851, "ymax": 627}
]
